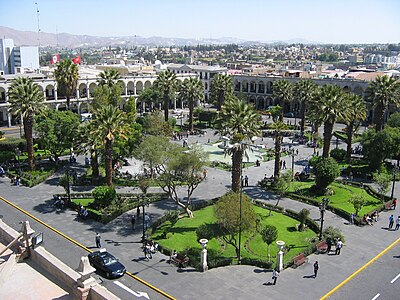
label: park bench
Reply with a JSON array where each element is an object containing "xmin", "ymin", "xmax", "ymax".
[
  {"xmin": 293, "ymin": 253, "xmax": 308, "ymax": 268},
  {"xmin": 316, "ymin": 240, "xmax": 328, "ymax": 254},
  {"xmin": 170, "ymin": 253, "xmax": 189, "ymax": 268}
]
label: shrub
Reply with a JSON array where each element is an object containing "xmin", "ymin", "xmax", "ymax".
[
  {"xmin": 0, "ymin": 137, "xmax": 26, "ymax": 152},
  {"xmin": 322, "ymin": 226, "xmax": 345, "ymax": 243},
  {"xmin": 92, "ymin": 186, "xmax": 117, "ymax": 209},
  {"xmin": 298, "ymin": 208, "xmax": 310, "ymax": 231},
  {"xmin": 330, "ymin": 148, "xmax": 346, "ymax": 162},
  {"xmin": 0, "ymin": 151, "xmax": 15, "ymax": 163},
  {"xmin": 164, "ymin": 210, "xmax": 180, "ymax": 227}
]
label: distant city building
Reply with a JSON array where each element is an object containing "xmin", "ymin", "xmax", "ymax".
[{"xmin": 0, "ymin": 39, "xmax": 39, "ymax": 75}]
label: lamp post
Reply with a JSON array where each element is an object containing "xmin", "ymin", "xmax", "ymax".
[
  {"xmin": 66, "ymin": 168, "xmax": 71, "ymax": 205},
  {"xmin": 291, "ymin": 153, "xmax": 295, "ymax": 181},
  {"xmin": 141, "ymin": 199, "xmax": 150, "ymax": 244},
  {"xmin": 390, "ymin": 165, "xmax": 398, "ymax": 201},
  {"xmin": 319, "ymin": 198, "xmax": 330, "ymax": 240},
  {"xmin": 238, "ymin": 163, "xmax": 243, "ymax": 264}
]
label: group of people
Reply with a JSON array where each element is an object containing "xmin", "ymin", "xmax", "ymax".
[
  {"xmin": 143, "ymin": 240, "xmax": 159, "ymax": 260},
  {"xmin": 361, "ymin": 210, "xmax": 379, "ymax": 225},
  {"xmin": 388, "ymin": 214, "xmax": 400, "ymax": 230},
  {"xmin": 326, "ymin": 238, "xmax": 344, "ymax": 255},
  {"xmin": 11, "ymin": 175, "xmax": 21, "ymax": 186}
]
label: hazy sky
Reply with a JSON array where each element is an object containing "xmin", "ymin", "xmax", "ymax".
[{"xmin": 1, "ymin": 0, "xmax": 399, "ymax": 44}]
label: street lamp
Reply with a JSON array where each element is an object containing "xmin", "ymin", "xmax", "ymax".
[
  {"xmin": 238, "ymin": 164, "xmax": 243, "ymax": 264},
  {"xmin": 390, "ymin": 165, "xmax": 398, "ymax": 201},
  {"xmin": 66, "ymin": 168, "xmax": 71, "ymax": 204},
  {"xmin": 291, "ymin": 153, "xmax": 295, "ymax": 181},
  {"xmin": 319, "ymin": 198, "xmax": 330, "ymax": 240},
  {"xmin": 141, "ymin": 199, "xmax": 150, "ymax": 244}
]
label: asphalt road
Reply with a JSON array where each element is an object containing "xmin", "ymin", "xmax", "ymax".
[
  {"xmin": 328, "ymin": 241, "xmax": 400, "ymax": 300},
  {"xmin": 0, "ymin": 126, "xmax": 22, "ymax": 138},
  {"xmin": 0, "ymin": 198, "xmax": 169, "ymax": 300}
]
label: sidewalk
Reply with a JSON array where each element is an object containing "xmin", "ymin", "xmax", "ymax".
[{"xmin": 0, "ymin": 130, "xmax": 399, "ymax": 299}]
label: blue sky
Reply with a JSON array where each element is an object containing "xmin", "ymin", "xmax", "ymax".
[{"xmin": 0, "ymin": 0, "xmax": 399, "ymax": 43}]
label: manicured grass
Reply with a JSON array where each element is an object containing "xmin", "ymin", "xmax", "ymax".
[
  {"xmin": 72, "ymin": 198, "xmax": 94, "ymax": 206},
  {"xmin": 290, "ymin": 181, "xmax": 382, "ymax": 216},
  {"xmin": 151, "ymin": 204, "xmax": 316, "ymax": 266}
]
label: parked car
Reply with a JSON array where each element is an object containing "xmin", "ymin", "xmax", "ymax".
[
  {"xmin": 88, "ymin": 249, "xmax": 126, "ymax": 278},
  {"xmin": 284, "ymin": 112, "xmax": 294, "ymax": 118}
]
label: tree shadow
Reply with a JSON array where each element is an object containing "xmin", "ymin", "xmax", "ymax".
[{"xmin": 286, "ymin": 226, "xmax": 297, "ymax": 232}]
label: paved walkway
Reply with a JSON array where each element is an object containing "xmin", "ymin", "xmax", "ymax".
[{"xmin": 0, "ymin": 128, "xmax": 399, "ymax": 299}]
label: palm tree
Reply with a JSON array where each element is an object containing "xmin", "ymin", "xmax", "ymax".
[
  {"xmin": 308, "ymin": 85, "xmax": 349, "ymax": 158},
  {"xmin": 54, "ymin": 59, "xmax": 79, "ymax": 110},
  {"xmin": 218, "ymin": 97, "xmax": 260, "ymax": 192},
  {"xmin": 179, "ymin": 77, "xmax": 203, "ymax": 133},
  {"xmin": 272, "ymin": 79, "xmax": 293, "ymax": 121},
  {"xmin": 8, "ymin": 77, "xmax": 47, "ymax": 170},
  {"xmin": 365, "ymin": 75, "xmax": 400, "ymax": 131},
  {"xmin": 154, "ymin": 70, "xmax": 178, "ymax": 121},
  {"xmin": 137, "ymin": 86, "xmax": 162, "ymax": 112},
  {"xmin": 97, "ymin": 69, "xmax": 121, "ymax": 88},
  {"xmin": 210, "ymin": 74, "xmax": 234, "ymax": 110},
  {"xmin": 90, "ymin": 105, "xmax": 128, "ymax": 186},
  {"xmin": 344, "ymin": 93, "xmax": 366, "ymax": 162},
  {"xmin": 294, "ymin": 79, "xmax": 318, "ymax": 136},
  {"xmin": 269, "ymin": 121, "xmax": 288, "ymax": 179}
]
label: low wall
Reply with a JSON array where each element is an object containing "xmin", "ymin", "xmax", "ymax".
[{"xmin": 0, "ymin": 219, "xmax": 119, "ymax": 300}]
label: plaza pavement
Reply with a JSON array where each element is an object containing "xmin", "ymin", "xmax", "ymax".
[{"xmin": 0, "ymin": 128, "xmax": 399, "ymax": 299}]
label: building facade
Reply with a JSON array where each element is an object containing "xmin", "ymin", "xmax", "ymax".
[{"xmin": 0, "ymin": 39, "xmax": 15, "ymax": 75}]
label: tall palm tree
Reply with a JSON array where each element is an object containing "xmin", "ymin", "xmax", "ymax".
[
  {"xmin": 293, "ymin": 79, "xmax": 318, "ymax": 136},
  {"xmin": 97, "ymin": 69, "xmax": 121, "ymax": 88},
  {"xmin": 218, "ymin": 96, "xmax": 260, "ymax": 192},
  {"xmin": 8, "ymin": 77, "xmax": 47, "ymax": 170},
  {"xmin": 269, "ymin": 121, "xmax": 288, "ymax": 180},
  {"xmin": 54, "ymin": 59, "xmax": 79, "ymax": 110},
  {"xmin": 308, "ymin": 85, "xmax": 349, "ymax": 158},
  {"xmin": 365, "ymin": 75, "xmax": 400, "ymax": 131},
  {"xmin": 272, "ymin": 79, "xmax": 293, "ymax": 121},
  {"xmin": 344, "ymin": 93, "xmax": 366, "ymax": 162},
  {"xmin": 210, "ymin": 74, "xmax": 234, "ymax": 110},
  {"xmin": 90, "ymin": 105, "xmax": 128, "ymax": 186},
  {"xmin": 154, "ymin": 70, "xmax": 178, "ymax": 121},
  {"xmin": 179, "ymin": 77, "xmax": 203, "ymax": 133}
]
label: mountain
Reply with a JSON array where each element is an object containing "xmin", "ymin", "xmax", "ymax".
[{"xmin": 0, "ymin": 26, "xmax": 319, "ymax": 47}]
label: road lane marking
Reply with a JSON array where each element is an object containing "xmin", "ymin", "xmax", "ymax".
[
  {"xmin": 115, "ymin": 281, "xmax": 150, "ymax": 299},
  {"xmin": 371, "ymin": 293, "xmax": 380, "ymax": 300},
  {"xmin": 0, "ymin": 195, "xmax": 175, "ymax": 300},
  {"xmin": 320, "ymin": 236, "xmax": 400, "ymax": 299},
  {"xmin": 390, "ymin": 273, "xmax": 400, "ymax": 283}
]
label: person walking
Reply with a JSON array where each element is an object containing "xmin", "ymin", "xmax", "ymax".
[
  {"xmin": 326, "ymin": 237, "xmax": 332, "ymax": 253},
  {"xmin": 335, "ymin": 239, "xmax": 343, "ymax": 255},
  {"xmin": 392, "ymin": 198, "xmax": 397, "ymax": 210},
  {"xmin": 136, "ymin": 206, "xmax": 140, "ymax": 219},
  {"xmin": 95, "ymin": 232, "xmax": 101, "ymax": 248},
  {"xmin": 395, "ymin": 216, "xmax": 400, "ymax": 231},
  {"xmin": 283, "ymin": 160, "xmax": 286, "ymax": 169},
  {"xmin": 131, "ymin": 215, "xmax": 136, "ymax": 229},
  {"xmin": 272, "ymin": 269, "xmax": 279, "ymax": 285},
  {"xmin": 389, "ymin": 215, "xmax": 394, "ymax": 229},
  {"xmin": 244, "ymin": 175, "xmax": 249, "ymax": 187},
  {"xmin": 313, "ymin": 261, "xmax": 319, "ymax": 278}
]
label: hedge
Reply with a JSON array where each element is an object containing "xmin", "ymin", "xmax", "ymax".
[{"xmin": 0, "ymin": 137, "xmax": 26, "ymax": 152}]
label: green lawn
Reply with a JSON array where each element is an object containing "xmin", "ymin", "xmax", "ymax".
[
  {"xmin": 290, "ymin": 181, "xmax": 382, "ymax": 216},
  {"xmin": 151, "ymin": 204, "xmax": 316, "ymax": 266},
  {"xmin": 71, "ymin": 198, "xmax": 94, "ymax": 206}
]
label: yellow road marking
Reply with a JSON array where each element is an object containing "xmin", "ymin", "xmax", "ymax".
[
  {"xmin": 320, "ymin": 236, "xmax": 400, "ymax": 299},
  {"xmin": 0, "ymin": 195, "xmax": 175, "ymax": 300}
]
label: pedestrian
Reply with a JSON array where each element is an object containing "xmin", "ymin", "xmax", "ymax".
[
  {"xmin": 395, "ymin": 216, "xmax": 400, "ymax": 231},
  {"xmin": 335, "ymin": 239, "xmax": 343, "ymax": 255},
  {"xmin": 350, "ymin": 213, "xmax": 354, "ymax": 225},
  {"xmin": 131, "ymin": 215, "xmax": 136, "ymax": 229},
  {"xmin": 244, "ymin": 175, "xmax": 249, "ymax": 187},
  {"xmin": 392, "ymin": 198, "xmax": 397, "ymax": 210},
  {"xmin": 272, "ymin": 269, "xmax": 279, "ymax": 285},
  {"xmin": 203, "ymin": 168, "xmax": 208, "ymax": 179},
  {"xmin": 296, "ymin": 149, "xmax": 299, "ymax": 155},
  {"xmin": 136, "ymin": 206, "xmax": 140, "ymax": 219},
  {"xmin": 326, "ymin": 237, "xmax": 332, "ymax": 253},
  {"xmin": 95, "ymin": 232, "xmax": 101, "ymax": 248},
  {"xmin": 283, "ymin": 160, "xmax": 286, "ymax": 169},
  {"xmin": 389, "ymin": 214, "xmax": 394, "ymax": 229},
  {"xmin": 313, "ymin": 261, "xmax": 319, "ymax": 278},
  {"xmin": 280, "ymin": 160, "xmax": 283, "ymax": 169},
  {"xmin": 144, "ymin": 213, "xmax": 151, "ymax": 229}
]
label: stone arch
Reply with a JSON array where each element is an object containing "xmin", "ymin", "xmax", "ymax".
[
  {"xmin": 249, "ymin": 95, "xmax": 256, "ymax": 106},
  {"xmin": 0, "ymin": 87, "xmax": 5, "ymax": 102},
  {"xmin": 45, "ymin": 84, "xmax": 55, "ymax": 100},
  {"xmin": 343, "ymin": 86, "xmax": 351, "ymax": 93},
  {"xmin": 127, "ymin": 81, "xmax": 135, "ymax": 95},
  {"xmin": 266, "ymin": 81, "xmax": 273, "ymax": 94},
  {"xmin": 119, "ymin": 81, "xmax": 126, "ymax": 95},
  {"xmin": 144, "ymin": 80, "xmax": 152, "ymax": 89},
  {"xmin": 89, "ymin": 82, "xmax": 97, "ymax": 97},
  {"xmin": 250, "ymin": 80, "xmax": 257, "ymax": 93},
  {"xmin": 79, "ymin": 83, "xmax": 88, "ymax": 98},
  {"xmin": 258, "ymin": 81, "xmax": 265, "ymax": 94},
  {"xmin": 80, "ymin": 102, "xmax": 90, "ymax": 113},
  {"xmin": 353, "ymin": 85, "xmax": 364, "ymax": 96},
  {"xmin": 242, "ymin": 80, "xmax": 249, "ymax": 93},
  {"xmin": 234, "ymin": 80, "xmax": 241, "ymax": 92},
  {"xmin": 136, "ymin": 81, "xmax": 144, "ymax": 94}
]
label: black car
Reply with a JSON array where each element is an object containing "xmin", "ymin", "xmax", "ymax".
[{"xmin": 88, "ymin": 249, "xmax": 126, "ymax": 278}]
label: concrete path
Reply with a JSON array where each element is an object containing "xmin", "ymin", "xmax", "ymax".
[{"xmin": 0, "ymin": 128, "xmax": 399, "ymax": 299}]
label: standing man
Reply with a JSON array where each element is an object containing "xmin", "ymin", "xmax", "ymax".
[
  {"xmin": 395, "ymin": 216, "xmax": 400, "ymax": 231},
  {"xmin": 244, "ymin": 175, "xmax": 249, "ymax": 187},
  {"xmin": 95, "ymin": 232, "xmax": 101, "ymax": 248},
  {"xmin": 335, "ymin": 239, "xmax": 343, "ymax": 255},
  {"xmin": 313, "ymin": 261, "xmax": 319, "ymax": 278},
  {"xmin": 272, "ymin": 269, "xmax": 279, "ymax": 285},
  {"xmin": 392, "ymin": 198, "xmax": 397, "ymax": 210}
]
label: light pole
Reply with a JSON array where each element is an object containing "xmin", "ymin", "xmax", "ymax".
[
  {"xmin": 238, "ymin": 163, "xmax": 243, "ymax": 264},
  {"xmin": 66, "ymin": 168, "xmax": 71, "ymax": 205},
  {"xmin": 291, "ymin": 153, "xmax": 295, "ymax": 181},
  {"xmin": 390, "ymin": 165, "xmax": 398, "ymax": 201},
  {"xmin": 141, "ymin": 199, "xmax": 150, "ymax": 244},
  {"xmin": 319, "ymin": 198, "xmax": 330, "ymax": 240}
]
